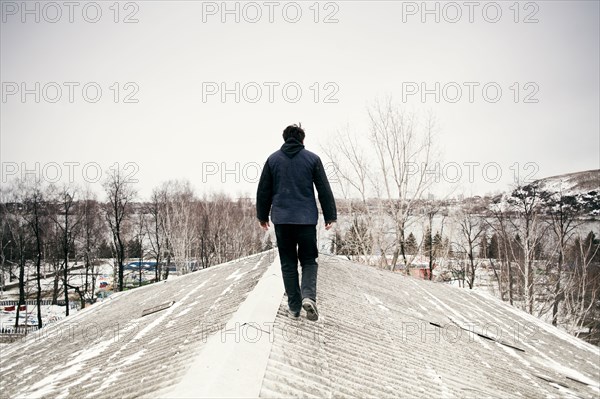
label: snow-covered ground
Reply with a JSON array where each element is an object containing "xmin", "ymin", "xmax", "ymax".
[
  {"xmin": 0, "ymin": 260, "xmax": 178, "ymax": 331},
  {"xmin": 1, "ymin": 261, "xmax": 114, "ymax": 330},
  {"xmin": 0, "ymin": 304, "xmax": 78, "ymax": 331},
  {"xmin": 2, "ymin": 261, "xmax": 114, "ymax": 300}
]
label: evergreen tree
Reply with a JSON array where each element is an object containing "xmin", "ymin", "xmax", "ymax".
[
  {"xmin": 127, "ymin": 238, "xmax": 142, "ymax": 259},
  {"xmin": 423, "ymin": 227, "xmax": 432, "ymax": 256},
  {"xmin": 488, "ymin": 233, "xmax": 499, "ymax": 259},
  {"xmin": 479, "ymin": 234, "xmax": 489, "ymax": 258},
  {"xmin": 405, "ymin": 232, "xmax": 418, "ymax": 255},
  {"xmin": 341, "ymin": 217, "xmax": 372, "ymax": 256},
  {"xmin": 432, "ymin": 231, "xmax": 443, "ymax": 257},
  {"xmin": 98, "ymin": 239, "xmax": 114, "ymax": 258}
]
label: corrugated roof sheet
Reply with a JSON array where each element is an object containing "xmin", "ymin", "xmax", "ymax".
[
  {"xmin": 260, "ymin": 255, "xmax": 600, "ymax": 398},
  {"xmin": 0, "ymin": 252, "xmax": 274, "ymax": 398},
  {"xmin": 1, "ymin": 251, "xmax": 598, "ymax": 398}
]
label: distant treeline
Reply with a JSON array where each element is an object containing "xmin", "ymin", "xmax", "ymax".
[{"xmin": 1, "ymin": 171, "xmax": 265, "ymax": 329}]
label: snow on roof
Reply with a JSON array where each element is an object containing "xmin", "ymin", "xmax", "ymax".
[
  {"xmin": 1, "ymin": 251, "xmax": 598, "ymax": 398},
  {"xmin": 259, "ymin": 256, "xmax": 600, "ymax": 398},
  {"xmin": 0, "ymin": 252, "xmax": 275, "ymax": 398}
]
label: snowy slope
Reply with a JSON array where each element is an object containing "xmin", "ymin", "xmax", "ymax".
[{"xmin": 533, "ymin": 169, "xmax": 599, "ymax": 195}]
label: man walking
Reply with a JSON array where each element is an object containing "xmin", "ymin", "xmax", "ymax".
[{"xmin": 256, "ymin": 124, "xmax": 337, "ymax": 321}]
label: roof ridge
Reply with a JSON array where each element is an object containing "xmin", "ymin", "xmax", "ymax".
[{"xmin": 158, "ymin": 254, "xmax": 284, "ymax": 398}]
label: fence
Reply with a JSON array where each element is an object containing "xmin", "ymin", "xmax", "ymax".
[
  {"xmin": 0, "ymin": 300, "xmax": 79, "ymax": 340},
  {"xmin": 0, "ymin": 325, "xmax": 39, "ymax": 334},
  {"xmin": 0, "ymin": 300, "xmax": 79, "ymax": 309}
]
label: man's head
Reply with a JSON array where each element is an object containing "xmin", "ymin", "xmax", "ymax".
[{"xmin": 282, "ymin": 124, "xmax": 305, "ymax": 143}]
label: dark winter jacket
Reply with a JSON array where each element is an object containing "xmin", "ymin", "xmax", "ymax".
[{"xmin": 256, "ymin": 138, "xmax": 337, "ymax": 225}]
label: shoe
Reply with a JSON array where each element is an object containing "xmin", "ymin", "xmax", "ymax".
[
  {"xmin": 302, "ymin": 298, "xmax": 319, "ymax": 321},
  {"xmin": 287, "ymin": 308, "xmax": 300, "ymax": 319}
]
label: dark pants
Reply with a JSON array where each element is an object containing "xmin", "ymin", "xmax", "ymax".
[{"xmin": 274, "ymin": 224, "xmax": 318, "ymax": 313}]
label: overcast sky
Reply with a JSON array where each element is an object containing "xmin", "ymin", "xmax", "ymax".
[{"xmin": 1, "ymin": 0, "xmax": 598, "ymax": 200}]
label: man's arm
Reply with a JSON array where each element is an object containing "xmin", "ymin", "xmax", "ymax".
[
  {"xmin": 313, "ymin": 157, "xmax": 337, "ymax": 225},
  {"xmin": 256, "ymin": 159, "xmax": 273, "ymax": 226}
]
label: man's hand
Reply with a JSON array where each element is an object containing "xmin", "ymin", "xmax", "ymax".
[
  {"xmin": 259, "ymin": 220, "xmax": 270, "ymax": 231},
  {"xmin": 325, "ymin": 221, "xmax": 335, "ymax": 231}
]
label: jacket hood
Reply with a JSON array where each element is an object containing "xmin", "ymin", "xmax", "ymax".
[{"xmin": 280, "ymin": 138, "xmax": 305, "ymax": 158}]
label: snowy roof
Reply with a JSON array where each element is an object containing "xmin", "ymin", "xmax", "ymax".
[{"xmin": 1, "ymin": 251, "xmax": 599, "ymax": 398}]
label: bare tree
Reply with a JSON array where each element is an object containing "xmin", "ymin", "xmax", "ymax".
[
  {"xmin": 146, "ymin": 188, "xmax": 166, "ymax": 282},
  {"xmin": 48, "ymin": 185, "xmax": 81, "ymax": 316},
  {"xmin": 485, "ymin": 232, "xmax": 506, "ymax": 300},
  {"xmin": 487, "ymin": 198, "xmax": 516, "ymax": 305},
  {"xmin": 454, "ymin": 208, "xmax": 485, "ymax": 289},
  {"xmin": 507, "ymin": 184, "xmax": 548, "ymax": 314},
  {"xmin": 157, "ymin": 180, "xmax": 198, "ymax": 275},
  {"xmin": 2, "ymin": 182, "xmax": 32, "ymax": 328},
  {"xmin": 132, "ymin": 211, "xmax": 147, "ymax": 287},
  {"xmin": 46, "ymin": 221, "xmax": 63, "ymax": 305},
  {"xmin": 23, "ymin": 183, "xmax": 48, "ymax": 327},
  {"xmin": 323, "ymin": 100, "xmax": 437, "ymax": 271},
  {"xmin": 322, "ymin": 126, "xmax": 371, "ymax": 204},
  {"xmin": 537, "ymin": 188, "xmax": 581, "ymax": 325},
  {"xmin": 103, "ymin": 167, "xmax": 136, "ymax": 292},
  {"xmin": 368, "ymin": 100, "xmax": 437, "ymax": 272},
  {"xmin": 322, "ymin": 127, "xmax": 376, "ymax": 263},
  {"xmin": 420, "ymin": 200, "xmax": 448, "ymax": 280},
  {"xmin": 192, "ymin": 193, "xmax": 263, "ymax": 269},
  {"xmin": 225, "ymin": 197, "xmax": 263, "ymax": 260},
  {"xmin": 563, "ymin": 232, "xmax": 600, "ymax": 339},
  {"xmin": 0, "ymin": 187, "xmax": 10, "ymax": 296},
  {"xmin": 79, "ymin": 189, "xmax": 104, "ymax": 305}
]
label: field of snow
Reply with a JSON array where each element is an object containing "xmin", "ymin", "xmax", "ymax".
[{"xmin": 3, "ymin": 263, "xmax": 113, "ymax": 297}]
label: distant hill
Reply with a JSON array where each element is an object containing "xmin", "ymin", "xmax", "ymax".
[{"xmin": 531, "ymin": 169, "xmax": 599, "ymax": 195}]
